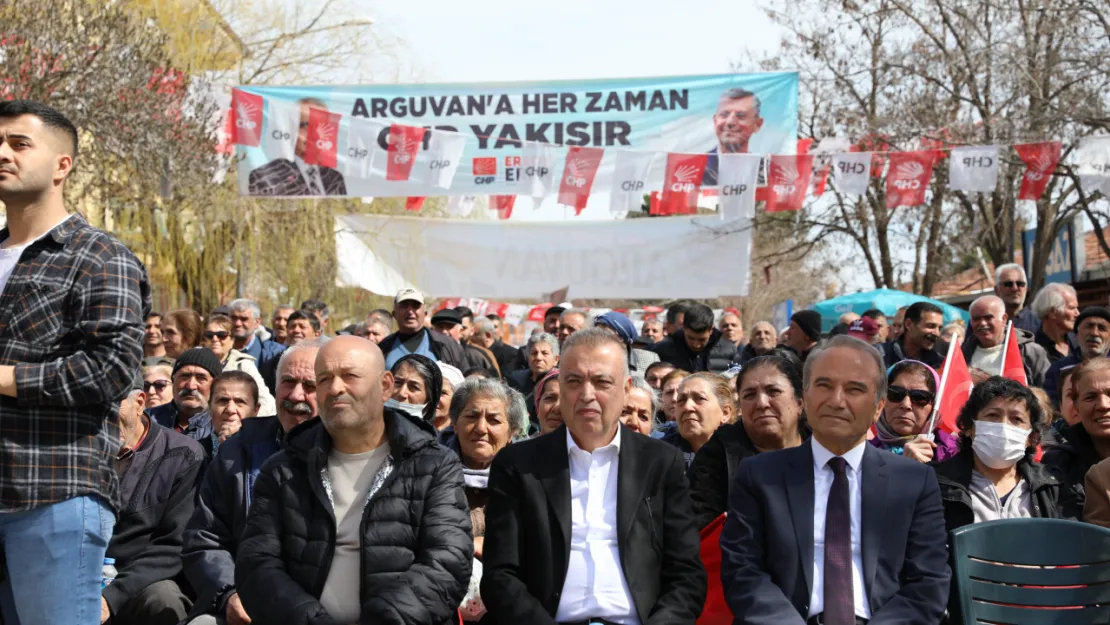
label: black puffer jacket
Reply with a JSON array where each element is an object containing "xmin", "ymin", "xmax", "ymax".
[
  {"xmin": 235, "ymin": 409, "xmax": 473, "ymax": 625},
  {"xmin": 935, "ymin": 449, "xmax": 1066, "ymax": 535},
  {"xmin": 1042, "ymin": 422, "xmax": 1106, "ymax": 520},
  {"xmin": 652, "ymin": 329, "xmax": 736, "ymax": 373}
]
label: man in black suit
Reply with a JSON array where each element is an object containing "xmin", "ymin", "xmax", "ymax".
[
  {"xmin": 247, "ymin": 97, "xmax": 347, "ymax": 197},
  {"xmin": 720, "ymin": 334, "xmax": 950, "ymax": 625},
  {"xmin": 482, "ymin": 328, "xmax": 706, "ymax": 625}
]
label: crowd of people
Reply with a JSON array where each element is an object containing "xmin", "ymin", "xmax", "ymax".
[{"xmin": 3, "ymin": 99, "xmax": 1110, "ymax": 625}]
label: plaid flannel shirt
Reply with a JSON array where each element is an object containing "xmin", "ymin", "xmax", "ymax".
[{"xmin": 0, "ymin": 214, "xmax": 150, "ymax": 513}]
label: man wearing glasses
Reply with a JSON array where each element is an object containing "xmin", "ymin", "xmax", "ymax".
[
  {"xmin": 246, "ymin": 98, "xmax": 348, "ymax": 197},
  {"xmin": 702, "ymin": 88, "xmax": 765, "ymax": 186},
  {"xmin": 995, "ymin": 263, "xmax": 1040, "ymax": 333}
]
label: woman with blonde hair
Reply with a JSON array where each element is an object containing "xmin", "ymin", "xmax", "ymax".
[{"xmin": 662, "ymin": 372, "xmax": 735, "ymax": 470}]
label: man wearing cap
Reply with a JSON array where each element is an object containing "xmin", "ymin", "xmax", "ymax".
[
  {"xmin": 847, "ymin": 316, "xmax": 882, "ymax": 345},
  {"xmin": 147, "ymin": 347, "xmax": 224, "ymax": 459},
  {"xmin": 378, "ymin": 288, "xmax": 468, "ymax": 370},
  {"xmin": 103, "ymin": 373, "xmax": 205, "ymax": 625},
  {"xmin": 784, "ymin": 310, "xmax": 823, "ymax": 362},
  {"xmin": 432, "ymin": 308, "xmax": 498, "ymax": 374},
  {"xmin": 1045, "ymin": 307, "xmax": 1110, "ymax": 405}
]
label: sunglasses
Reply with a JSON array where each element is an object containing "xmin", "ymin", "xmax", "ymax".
[
  {"xmin": 1001, "ymin": 280, "xmax": 1027, "ymax": 288},
  {"xmin": 887, "ymin": 385, "xmax": 935, "ymax": 406},
  {"xmin": 144, "ymin": 380, "xmax": 171, "ymax": 392},
  {"xmin": 204, "ymin": 331, "xmax": 230, "ymax": 341}
]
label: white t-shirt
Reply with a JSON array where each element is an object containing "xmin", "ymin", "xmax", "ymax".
[
  {"xmin": 970, "ymin": 342, "xmax": 1005, "ymax": 375},
  {"xmin": 0, "ymin": 243, "xmax": 29, "ymax": 298},
  {"xmin": 319, "ymin": 442, "xmax": 390, "ymax": 624}
]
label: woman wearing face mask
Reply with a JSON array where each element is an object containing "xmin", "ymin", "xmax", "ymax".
[
  {"xmin": 871, "ymin": 360, "xmax": 959, "ymax": 464},
  {"xmin": 934, "ymin": 376, "xmax": 1065, "ymax": 533},
  {"xmin": 688, "ymin": 352, "xmax": 809, "ymax": 530},
  {"xmin": 388, "ymin": 354, "xmax": 443, "ymax": 425}
]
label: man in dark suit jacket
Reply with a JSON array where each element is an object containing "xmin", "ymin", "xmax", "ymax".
[
  {"xmin": 482, "ymin": 328, "xmax": 706, "ymax": 625},
  {"xmin": 247, "ymin": 98, "xmax": 347, "ymax": 197},
  {"xmin": 720, "ymin": 335, "xmax": 950, "ymax": 625}
]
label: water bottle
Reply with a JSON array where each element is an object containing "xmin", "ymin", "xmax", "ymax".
[{"xmin": 101, "ymin": 558, "xmax": 117, "ymax": 589}]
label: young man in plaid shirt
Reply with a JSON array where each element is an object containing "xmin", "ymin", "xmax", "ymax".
[{"xmin": 0, "ymin": 100, "xmax": 150, "ymax": 624}]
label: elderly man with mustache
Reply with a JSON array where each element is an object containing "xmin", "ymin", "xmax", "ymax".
[
  {"xmin": 181, "ymin": 339, "xmax": 324, "ymax": 625},
  {"xmin": 148, "ymin": 347, "xmax": 224, "ymax": 459}
]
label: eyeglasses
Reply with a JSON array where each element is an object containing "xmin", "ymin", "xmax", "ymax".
[
  {"xmin": 144, "ymin": 380, "xmax": 171, "ymax": 393},
  {"xmin": 203, "ymin": 331, "xmax": 230, "ymax": 341},
  {"xmin": 1001, "ymin": 280, "xmax": 1027, "ymax": 288},
  {"xmin": 887, "ymin": 385, "xmax": 935, "ymax": 406}
]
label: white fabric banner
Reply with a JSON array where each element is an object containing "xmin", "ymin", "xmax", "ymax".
[
  {"xmin": 342, "ymin": 117, "xmax": 388, "ymax": 180},
  {"xmin": 609, "ymin": 150, "xmax": 657, "ymax": 217},
  {"xmin": 717, "ymin": 154, "xmax": 761, "ymax": 222},
  {"xmin": 446, "ymin": 195, "xmax": 478, "ymax": 218},
  {"xmin": 409, "ymin": 130, "xmax": 467, "ymax": 189},
  {"xmin": 949, "ymin": 146, "xmax": 1000, "ymax": 193},
  {"xmin": 519, "ymin": 141, "xmax": 559, "ymax": 203},
  {"xmin": 832, "ymin": 152, "xmax": 872, "ymax": 195},
  {"xmin": 335, "ymin": 213, "xmax": 753, "ymax": 299},
  {"xmin": 262, "ymin": 99, "xmax": 299, "ymax": 163},
  {"xmin": 1076, "ymin": 136, "xmax": 1110, "ymax": 197}
]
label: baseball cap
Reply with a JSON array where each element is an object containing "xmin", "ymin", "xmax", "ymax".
[
  {"xmin": 394, "ymin": 288, "xmax": 425, "ymax": 306},
  {"xmin": 848, "ymin": 317, "xmax": 879, "ymax": 340}
]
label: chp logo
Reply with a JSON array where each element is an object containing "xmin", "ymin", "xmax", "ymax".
[
  {"xmin": 564, "ymin": 158, "xmax": 592, "ymax": 188},
  {"xmin": 392, "ymin": 137, "xmax": 415, "ymax": 165},
  {"xmin": 669, "ymin": 165, "xmax": 700, "ymax": 193},
  {"xmin": 837, "ymin": 158, "xmax": 867, "ymax": 175},
  {"xmin": 314, "ymin": 122, "xmax": 337, "ymax": 152},
  {"xmin": 473, "ymin": 157, "xmax": 497, "ymax": 184},
  {"xmin": 1024, "ymin": 153, "xmax": 1055, "ymax": 182},
  {"xmin": 771, "ymin": 162, "xmax": 799, "ymax": 196},
  {"xmin": 892, "ymin": 160, "xmax": 926, "ymax": 189},
  {"xmin": 234, "ymin": 99, "xmax": 260, "ymax": 131}
]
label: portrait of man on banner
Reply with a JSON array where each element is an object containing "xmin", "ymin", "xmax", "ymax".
[
  {"xmin": 247, "ymin": 98, "xmax": 348, "ymax": 197},
  {"xmin": 702, "ymin": 88, "xmax": 765, "ymax": 186}
]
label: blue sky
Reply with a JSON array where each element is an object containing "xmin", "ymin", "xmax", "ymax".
[{"xmin": 372, "ymin": 0, "xmax": 782, "ymax": 83}]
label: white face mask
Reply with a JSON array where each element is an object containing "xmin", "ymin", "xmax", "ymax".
[
  {"xmin": 972, "ymin": 420, "xmax": 1031, "ymax": 469},
  {"xmin": 385, "ymin": 397, "xmax": 425, "ymax": 420}
]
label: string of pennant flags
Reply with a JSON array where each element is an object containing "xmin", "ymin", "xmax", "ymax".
[{"xmin": 229, "ymin": 90, "xmax": 1110, "ymax": 220}]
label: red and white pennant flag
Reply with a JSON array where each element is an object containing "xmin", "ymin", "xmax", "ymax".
[
  {"xmin": 557, "ymin": 146, "xmax": 604, "ymax": 214},
  {"xmin": 658, "ymin": 153, "xmax": 709, "ymax": 215},
  {"xmin": 949, "ymin": 146, "xmax": 999, "ymax": 193},
  {"xmin": 1014, "ymin": 141, "xmax": 1061, "ymax": 201},
  {"xmin": 717, "ymin": 153, "xmax": 761, "ymax": 221},
  {"xmin": 832, "ymin": 152, "xmax": 872, "ymax": 196},
  {"xmin": 229, "ymin": 89, "xmax": 263, "ymax": 147},
  {"xmin": 886, "ymin": 151, "xmax": 936, "ymax": 208},
  {"xmin": 766, "ymin": 154, "xmax": 813, "ymax": 212},
  {"xmin": 304, "ymin": 108, "xmax": 341, "ymax": 168},
  {"xmin": 386, "ymin": 125, "xmax": 426, "ymax": 181},
  {"xmin": 610, "ymin": 150, "xmax": 656, "ymax": 217}
]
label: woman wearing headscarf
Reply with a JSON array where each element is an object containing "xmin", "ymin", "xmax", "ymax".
[
  {"xmin": 871, "ymin": 360, "xmax": 959, "ymax": 464},
  {"xmin": 434, "ymin": 362, "xmax": 465, "ymax": 432},
  {"xmin": 594, "ymin": 311, "xmax": 659, "ymax": 377},
  {"xmin": 388, "ymin": 353, "xmax": 443, "ymax": 425}
]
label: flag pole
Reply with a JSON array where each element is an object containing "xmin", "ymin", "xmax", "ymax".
[
  {"xmin": 999, "ymin": 320, "xmax": 1013, "ymax": 375},
  {"xmin": 925, "ymin": 340, "xmax": 957, "ymax": 436}
]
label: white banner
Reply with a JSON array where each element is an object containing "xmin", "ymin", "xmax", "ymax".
[
  {"xmin": 1076, "ymin": 136, "xmax": 1110, "ymax": 197},
  {"xmin": 411, "ymin": 130, "xmax": 467, "ymax": 189},
  {"xmin": 446, "ymin": 195, "xmax": 478, "ymax": 218},
  {"xmin": 950, "ymin": 145, "xmax": 1000, "ymax": 193},
  {"xmin": 832, "ymin": 152, "xmax": 872, "ymax": 195},
  {"xmin": 343, "ymin": 117, "xmax": 388, "ymax": 180},
  {"xmin": 609, "ymin": 150, "xmax": 657, "ymax": 217},
  {"xmin": 718, "ymin": 153, "xmax": 761, "ymax": 221},
  {"xmin": 335, "ymin": 213, "xmax": 753, "ymax": 299},
  {"xmin": 261, "ymin": 99, "xmax": 299, "ymax": 163},
  {"xmin": 519, "ymin": 141, "xmax": 559, "ymax": 203}
]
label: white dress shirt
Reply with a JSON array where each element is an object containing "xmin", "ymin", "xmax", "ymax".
[
  {"xmin": 554, "ymin": 428, "xmax": 640, "ymax": 625},
  {"xmin": 294, "ymin": 156, "xmax": 325, "ymax": 194},
  {"xmin": 808, "ymin": 438, "xmax": 871, "ymax": 620}
]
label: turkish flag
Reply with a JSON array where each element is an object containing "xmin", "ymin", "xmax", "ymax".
[
  {"xmin": 303, "ymin": 108, "xmax": 341, "ymax": 168},
  {"xmin": 1015, "ymin": 142, "xmax": 1062, "ymax": 201},
  {"xmin": 766, "ymin": 154, "xmax": 814, "ymax": 212},
  {"xmin": 659, "ymin": 153, "xmax": 709, "ymax": 215},
  {"xmin": 229, "ymin": 89, "xmax": 262, "ymax": 147},
  {"xmin": 697, "ymin": 514, "xmax": 731, "ymax": 625},
  {"xmin": 935, "ymin": 344, "xmax": 974, "ymax": 434},
  {"xmin": 405, "ymin": 196, "xmax": 426, "ymax": 212},
  {"xmin": 557, "ymin": 146, "xmax": 604, "ymax": 214},
  {"xmin": 491, "ymin": 195, "xmax": 516, "ymax": 220},
  {"xmin": 387, "ymin": 124, "xmax": 426, "ymax": 181},
  {"xmin": 1002, "ymin": 322, "xmax": 1028, "ymax": 386},
  {"xmin": 527, "ymin": 303, "xmax": 553, "ymax": 322},
  {"xmin": 886, "ymin": 151, "xmax": 936, "ymax": 208}
]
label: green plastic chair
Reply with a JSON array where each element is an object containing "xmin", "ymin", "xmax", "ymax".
[{"xmin": 949, "ymin": 518, "xmax": 1110, "ymax": 624}]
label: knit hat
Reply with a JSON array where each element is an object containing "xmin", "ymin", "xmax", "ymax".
[
  {"xmin": 1076, "ymin": 307, "xmax": 1110, "ymax": 331},
  {"xmin": 171, "ymin": 347, "xmax": 224, "ymax": 379},
  {"xmin": 437, "ymin": 362, "xmax": 465, "ymax": 389},
  {"xmin": 792, "ymin": 310, "xmax": 823, "ymax": 342},
  {"xmin": 594, "ymin": 311, "xmax": 637, "ymax": 346}
]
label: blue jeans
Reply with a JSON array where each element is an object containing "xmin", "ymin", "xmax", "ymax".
[{"xmin": 0, "ymin": 495, "xmax": 114, "ymax": 625}]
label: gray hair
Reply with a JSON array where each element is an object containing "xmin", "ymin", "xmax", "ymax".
[
  {"xmin": 448, "ymin": 378, "xmax": 528, "ymax": 436},
  {"xmin": 474, "ymin": 318, "xmax": 496, "ymax": 336},
  {"xmin": 629, "ymin": 376, "xmax": 661, "ymax": 422},
  {"xmin": 1032, "ymin": 283, "xmax": 1077, "ymax": 320},
  {"xmin": 527, "ymin": 332, "xmax": 559, "ymax": 357},
  {"xmin": 276, "ymin": 337, "xmax": 325, "ymax": 379},
  {"xmin": 802, "ymin": 335, "xmax": 887, "ymax": 404},
  {"xmin": 994, "ymin": 263, "xmax": 1027, "ymax": 285},
  {"xmin": 229, "ymin": 298, "xmax": 261, "ymax": 320},
  {"xmin": 560, "ymin": 308, "xmax": 588, "ymax": 323},
  {"xmin": 969, "ymin": 295, "xmax": 1006, "ymax": 316},
  {"xmin": 719, "ymin": 88, "xmax": 762, "ymax": 115},
  {"xmin": 561, "ymin": 327, "xmax": 630, "ymax": 379}
]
